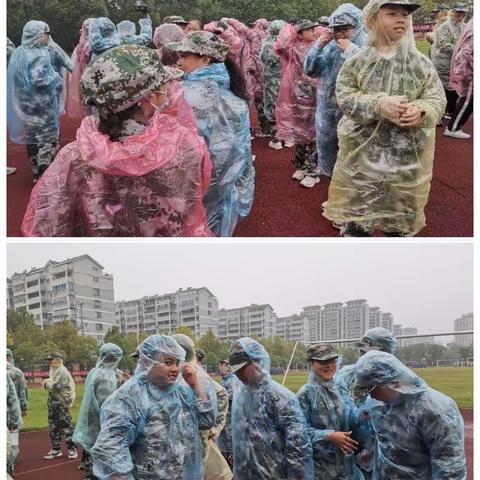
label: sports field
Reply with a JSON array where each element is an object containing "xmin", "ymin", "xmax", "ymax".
[{"xmin": 22, "ymin": 367, "xmax": 472, "ymax": 431}]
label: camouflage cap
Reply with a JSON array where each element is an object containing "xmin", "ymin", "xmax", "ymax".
[
  {"xmin": 228, "ymin": 341, "xmax": 251, "ymax": 373},
  {"xmin": 195, "ymin": 348, "xmax": 206, "ymax": 362},
  {"xmin": 431, "ymin": 3, "xmax": 448, "ymax": 12},
  {"xmin": 318, "ymin": 16, "xmax": 330, "ymax": 25},
  {"xmin": 305, "ymin": 344, "xmax": 339, "ymax": 362},
  {"xmin": 163, "ymin": 15, "xmax": 189, "ymax": 25},
  {"xmin": 452, "ymin": 3, "xmax": 468, "ymax": 12},
  {"xmin": 296, "ymin": 19, "xmax": 320, "ymax": 33},
  {"xmin": 81, "ymin": 45, "xmax": 184, "ymax": 113},
  {"xmin": 167, "ymin": 31, "xmax": 229, "ymax": 62},
  {"xmin": 380, "ymin": 0, "xmax": 421, "ymax": 14},
  {"xmin": 45, "ymin": 352, "xmax": 63, "ymax": 360}
]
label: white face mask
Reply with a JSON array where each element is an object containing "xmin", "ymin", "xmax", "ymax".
[{"xmin": 146, "ymin": 88, "xmax": 170, "ymax": 112}]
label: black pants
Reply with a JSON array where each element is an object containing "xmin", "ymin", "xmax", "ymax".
[
  {"xmin": 445, "ymin": 88, "xmax": 459, "ymax": 116},
  {"xmin": 448, "ymin": 92, "xmax": 473, "ymax": 132}
]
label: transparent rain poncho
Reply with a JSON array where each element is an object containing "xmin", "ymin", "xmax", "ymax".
[
  {"xmin": 48, "ymin": 37, "xmax": 74, "ymax": 115},
  {"xmin": 153, "ymin": 23, "xmax": 184, "ymax": 65},
  {"xmin": 323, "ymin": 0, "xmax": 447, "ymax": 236},
  {"xmin": 6, "ymin": 350, "xmax": 28, "ymax": 414},
  {"xmin": 217, "ymin": 370, "xmax": 242, "ymax": 453},
  {"xmin": 88, "ymin": 17, "xmax": 121, "ymax": 58},
  {"xmin": 180, "ymin": 63, "xmax": 254, "ymax": 237},
  {"xmin": 7, "ymin": 373, "xmax": 22, "ymax": 432},
  {"xmin": 117, "ymin": 18, "xmax": 153, "ymax": 47},
  {"xmin": 297, "ymin": 362, "xmax": 365, "ymax": 479},
  {"xmin": 44, "ymin": 359, "xmax": 76, "ymax": 408},
  {"xmin": 430, "ymin": 15, "xmax": 465, "ymax": 88},
  {"xmin": 7, "ymin": 20, "xmax": 62, "ymax": 145},
  {"xmin": 274, "ymin": 23, "xmax": 317, "ymax": 144},
  {"xmin": 7, "ymin": 38, "xmax": 15, "ymax": 64},
  {"xmin": 66, "ymin": 18, "xmax": 93, "ymax": 119},
  {"xmin": 304, "ymin": 3, "xmax": 367, "ymax": 176},
  {"xmin": 72, "ymin": 343, "xmax": 123, "ymax": 452},
  {"xmin": 21, "ymin": 82, "xmax": 213, "ymax": 237},
  {"xmin": 355, "ymin": 351, "xmax": 467, "ymax": 479},
  {"xmin": 448, "ymin": 18, "xmax": 473, "ymax": 97},
  {"xmin": 231, "ymin": 338, "xmax": 314, "ymax": 480},
  {"xmin": 90, "ymin": 335, "xmax": 216, "ymax": 480},
  {"xmin": 260, "ymin": 20, "xmax": 285, "ymax": 124}
]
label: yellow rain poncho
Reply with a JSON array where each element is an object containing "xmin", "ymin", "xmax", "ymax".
[{"xmin": 323, "ymin": 0, "xmax": 446, "ymax": 236}]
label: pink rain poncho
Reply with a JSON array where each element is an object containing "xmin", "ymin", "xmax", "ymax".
[
  {"xmin": 448, "ymin": 18, "xmax": 473, "ymax": 97},
  {"xmin": 153, "ymin": 23, "xmax": 185, "ymax": 65},
  {"xmin": 66, "ymin": 18, "xmax": 93, "ymax": 119},
  {"xmin": 22, "ymin": 82, "xmax": 213, "ymax": 237},
  {"xmin": 274, "ymin": 24, "xmax": 317, "ymax": 144}
]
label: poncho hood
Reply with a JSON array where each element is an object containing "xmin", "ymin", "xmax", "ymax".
[{"xmin": 183, "ymin": 62, "xmax": 231, "ymax": 90}]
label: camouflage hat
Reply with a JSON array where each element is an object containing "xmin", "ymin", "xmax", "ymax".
[
  {"xmin": 305, "ymin": 344, "xmax": 339, "ymax": 362},
  {"xmin": 81, "ymin": 45, "xmax": 184, "ymax": 113},
  {"xmin": 163, "ymin": 15, "xmax": 189, "ymax": 25},
  {"xmin": 45, "ymin": 352, "xmax": 63, "ymax": 360},
  {"xmin": 431, "ymin": 3, "xmax": 448, "ymax": 12},
  {"xmin": 296, "ymin": 19, "xmax": 319, "ymax": 33},
  {"xmin": 228, "ymin": 341, "xmax": 251, "ymax": 373},
  {"xmin": 167, "ymin": 31, "xmax": 229, "ymax": 62},
  {"xmin": 452, "ymin": 3, "xmax": 468, "ymax": 12},
  {"xmin": 195, "ymin": 348, "xmax": 206, "ymax": 362},
  {"xmin": 380, "ymin": 0, "xmax": 421, "ymax": 14},
  {"xmin": 318, "ymin": 16, "xmax": 330, "ymax": 25}
]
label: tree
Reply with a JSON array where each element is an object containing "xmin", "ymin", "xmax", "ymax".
[
  {"xmin": 174, "ymin": 326, "xmax": 196, "ymax": 341},
  {"xmin": 104, "ymin": 326, "xmax": 141, "ymax": 372},
  {"xmin": 196, "ymin": 330, "xmax": 229, "ymax": 367},
  {"xmin": 425, "ymin": 344, "xmax": 447, "ymax": 366}
]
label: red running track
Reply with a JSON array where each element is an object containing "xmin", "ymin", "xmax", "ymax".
[
  {"xmin": 13, "ymin": 409, "xmax": 474, "ymax": 479},
  {"xmin": 7, "ymin": 117, "xmax": 472, "ymax": 237}
]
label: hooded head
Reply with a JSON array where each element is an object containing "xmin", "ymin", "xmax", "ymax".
[
  {"xmin": 268, "ymin": 20, "xmax": 286, "ymax": 38},
  {"xmin": 6, "ymin": 348, "xmax": 14, "ymax": 365},
  {"xmin": 96, "ymin": 343, "xmax": 123, "ymax": 369},
  {"xmin": 356, "ymin": 327, "xmax": 398, "ymax": 356},
  {"xmin": 328, "ymin": 3, "xmax": 366, "ymax": 43},
  {"xmin": 167, "ymin": 30, "xmax": 230, "ymax": 63},
  {"xmin": 229, "ymin": 337, "xmax": 270, "ymax": 387},
  {"xmin": 22, "ymin": 20, "xmax": 50, "ymax": 48},
  {"xmin": 88, "ymin": 17, "xmax": 121, "ymax": 56},
  {"xmin": 153, "ymin": 23, "xmax": 185, "ymax": 49},
  {"xmin": 117, "ymin": 20, "xmax": 136, "ymax": 37}
]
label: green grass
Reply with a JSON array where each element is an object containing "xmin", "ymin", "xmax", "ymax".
[
  {"xmin": 23, "ymin": 367, "xmax": 472, "ymax": 431},
  {"xmin": 416, "ymin": 39, "xmax": 430, "ymax": 56}
]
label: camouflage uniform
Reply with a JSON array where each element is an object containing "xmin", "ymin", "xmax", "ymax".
[{"xmin": 7, "ymin": 373, "xmax": 22, "ymax": 477}]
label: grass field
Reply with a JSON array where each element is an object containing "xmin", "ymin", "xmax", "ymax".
[
  {"xmin": 416, "ymin": 38, "xmax": 430, "ymax": 55},
  {"xmin": 22, "ymin": 367, "xmax": 472, "ymax": 431}
]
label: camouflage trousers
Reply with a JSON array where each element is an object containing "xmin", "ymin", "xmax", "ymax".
[
  {"xmin": 47, "ymin": 397, "xmax": 75, "ymax": 451},
  {"xmin": 293, "ymin": 142, "xmax": 318, "ymax": 176},
  {"xmin": 26, "ymin": 141, "xmax": 59, "ymax": 180},
  {"xmin": 80, "ymin": 450, "xmax": 98, "ymax": 480},
  {"xmin": 253, "ymin": 97, "xmax": 270, "ymax": 135}
]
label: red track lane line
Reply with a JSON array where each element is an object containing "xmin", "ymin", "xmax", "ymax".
[{"xmin": 15, "ymin": 459, "xmax": 79, "ymax": 476}]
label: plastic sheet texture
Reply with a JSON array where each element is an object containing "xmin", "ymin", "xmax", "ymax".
[
  {"xmin": 274, "ymin": 23, "xmax": 317, "ymax": 144},
  {"xmin": 231, "ymin": 338, "xmax": 314, "ymax": 480},
  {"xmin": 153, "ymin": 23, "xmax": 185, "ymax": 62},
  {"xmin": 117, "ymin": 18, "xmax": 153, "ymax": 47},
  {"xmin": 356, "ymin": 351, "xmax": 467, "ymax": 479},
  {"xmin": 90, "ymin": 335, "xmax": 216, "ymax": 480},
  {"xmin": 7, "ymin": 373, "xmax": 22, "ymax": 432},
  {"xmin": 89, "ymin": 17, "xmax": 121, "ymax": 58},
  {"xmin": 217, "ymin": 373, "xmax": 242, "ymax": 453},
  {"xmin": 304, "ymin": 3, "xmax": 366, "ymax": 176},
  {"xmin": 7, "ymin": 21, "xmax": 61, "ymax": 145},
  {"xmin": 448, "ymin": 18, "xmax": 473, "ymax": 97},
  {"xmin": 21, "ymin": 82, "xmax": 213, "ymax": 237},
  {"xmin": 297, "ymin": 368, "xmax": 365, "ymax": 479},
  {"xmin": 44, "ymin": 362, "xmax": 76, "ymax": 408},
  {"xmin": 48, "ymin": 38, "xmax": 73, "ymax": 115},
  {"xmin": 6, "ymin": 362, "xmax": 28, "ymax": 414},
  {"xmin": 72, "ymin": 343, "xmax": 123, "ymax": 452},
  {"xmin": 181, "ymin": 63, "xmax": 254, "ymax": 236},
  {"xmin": 260, "ymin": 20, "xmax": 285, "ymax": 123},
  {"xmin": 323, "ymin": 0, "xmax": 447, "ymax": 235}
]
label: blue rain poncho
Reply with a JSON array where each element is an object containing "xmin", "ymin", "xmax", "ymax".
[
  {"xmin": 7, "ymin": 373, "xmax": 22, "ymax": 432},
  {"xmin": 7, "ymin": 20, "xmax": 62, "ymax": 144},
  {"xmin": 89, "ymin": 17, "xmax": 121, "ymax": 58},
  {"xmin": 6, "ymin": 350, "xmax": 28, "ymax": 414},
  {"xmin": 217, "ymin": 372, "xmax": 242, "ymax": 453},
  {"xmin": 48, "ymin": 38, "xmax": 74, "ymax": 115},
  {"xmin": 355, "ymin": 351, "xmax": 467, "ymax": 479},
  {"xmin": 304, "ymin": 3, "xmax": 366, "ymax": 177},
  {"xmin": 297, "ymin": 363, "xmax": 365, "ymax": 479},
  {"xmin": 72, "ymin": 343, "xmax": 123, "ymax": 452},
  {"xmin": 231, "ymin": 338, "xmax": 314, "ymax": 480},
  {"xmin": 117, "ymin": 18, "xmax": 153, "ymax": 46},
  {"xmin": 7, "ymin": 38, "xmax": 15, "ymax": 64},
  {"xmin": 181, "ymin": 63, "xmax": 254, "ymax": 236},
  {"xmin": 91, "ymin": 335, "xmax": 216, "ymax": 480}
]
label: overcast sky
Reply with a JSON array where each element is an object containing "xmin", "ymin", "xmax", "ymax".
[{"xmin": 7, "ymin": 242, "xmax": 472, "ymax": 334}]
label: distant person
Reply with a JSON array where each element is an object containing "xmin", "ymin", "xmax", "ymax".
[
  {"xmin": 88, "ymin": 17, "xmax": 121, "ymax": 59},
  {"xmin": 425, "ymin": 4, "xmax": 449, "ymax": 47},
  {"xmin": 187, "ymin": 19, "xmax": 203, "ymax": 32},
  {"xmin": 7, "ymin": 373, "xmax": 22, "ymax": 476},
  {"xmin": 163, "ymin": 15, "xmax": 190, "ymax": 31},
  {"xmin": 47, "ymin": 34, "xmax": 73, "ymax": 115},
  {"xmin": 42, "ymin": 352, "xmax": 77, "ymax": 460},
  {"xmin": 353, "ymin": 351, "xmax": 467, "ymax": 479},
  {"xmin": 116, "ymin": 14, "xmax": 152, "ymax": 46},
  {"xmin": 153, "ymin": 23, "xmax": 185, "ymax": 65}
]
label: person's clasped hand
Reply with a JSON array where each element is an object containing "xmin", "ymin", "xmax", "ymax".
[
  {"xmin": 378, "ymin": 95, "xmax": 408, "ymax": 125},
  {"xmin": 327, "ymin": 431, "xmax": 359, "ymax": 455},
  {"xmin": 399, "ymin": 104, "xmax": 424, "ymax": 127}
]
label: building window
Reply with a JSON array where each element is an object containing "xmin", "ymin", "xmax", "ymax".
[
  {"xmin": 93, "ymin": 276, "xmax": 100, "ymax": 283},
  {"xmin": 93, "ymin": 288, "xmax": 100, "ymax": 296},
  {"xmin": 95, "ymin": 311, "xmax": 102, "ymax": 319},
  {"xmin": 27, "ymin": 291, "xmax": 40, "ymax": 299},
  {"xmin": 94, "ymin": 300, "xmax": 102, "ymax": 308},
  {"xmin": 96, "ymin": 323, "xmax": 103, "ymax": 331},
  {"xmin": 26, "ymin": 280, "xmax": 38, "ymax": 287},
  {"xmin": 28, "ymin": 302, "xmax": 40, "ymax": 310}
]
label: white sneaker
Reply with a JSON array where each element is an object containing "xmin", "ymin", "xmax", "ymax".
[
  {"xmin": 251, "ymin": 155, "xmax": 256, "ymax": 162},
  {"xmin": 300, "ymin": 176, "xmax": 320, "ymax": 188},
  {"xmin": 284, "ymin": 140, "xmax": 295, "ymax": 148},
  {"xmin": 444, "ymin": 128, "xmax": 471, "ymax": 139},
  {"xmin": 44, "ymin": 450, "xmax": 62, "ymax": 460},
  {"xmin": 268, "ymin": 140, "xmax": 283, "ymax": 150},
  {"xmin": 68, "ymin": 449, "xmax": 78, "ymax": 459},
  {"xmin": 292, "ymin": 169, "xmax": 307, "ymax": 180}
]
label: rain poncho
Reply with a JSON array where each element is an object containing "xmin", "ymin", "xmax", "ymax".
[
  {"xmin": 89, "ymin": 17, "xmax": 121, "ymax": 58},
  {"xmin": 304, "ymin": 4, "xmax": 367, "ymax": 176},
  {"xmin": 6, "ymin": 350, "xmax": 28, "ymax": 413},
  {"xmin": 448, "ymin": 18, "xmax": 473, "ymax": 97},
  {"xmin": 231, "ymin": 338, "xmax": 314, "ymax": 480},
  {"xmin": 260, "ymin": 20, "xmax": 285, "ymax": 123},
  {"xmin": 153, "ymin": 23, "xmax": 184, "ymax": 64},
  {"xmin": 217, "ymin": 373, "xmax": 242, "ymax": 453},
  {"xmin": 90, "ymin": 335, "xmax": 216, "ymax": 480},
  {"xmin": 181, "ymin": 63, "xmax": 254, "ymax": 236},
  {"xmin": 355, "ymin": 351, "xmax": 466, "ymax": 479},
  {"xmin": 73, "ymin": 343, "xmax": 123, "ymax": 452},
  {"xmin": 431, "ymin": 17, "xmax": 465, "ymax": 88},
  {"xmin": 117, "ymin": 18, "xmax": 153, "ymax": 46},
  {"xmin": 274, "ymin": 23, "xmax": 317, "ymax": 144},
  {"xmin": 48, "ymin": 38, "xmax": 74, "ymax": 115},
  {"xmin": 21, "ymin": 82, "xmax": 213, "ymax": 237},
  {"xmin": 7, "ymin": 21, "xmax": 62, "ymax": 145},
  {"xmin": 44, "ymin": 360, "xmax": 76, "ymax": 408},
  {"xmin": 7, "ymin": 38, "xmax": 15, "ymax": 64},
  {"xmin": 297, "ymin": 367, "xmax": 365, "ymax": 479},
  {"xmin": 323, "ymin": 0, "xmax": 447, "ymax": 235},
  {"xmin": 66, "ymin": 18, "xmax": 93, "ymax": 118},
  {"xmin": 7, "ymin": 373, "xmax": 22, "ymax": 432}
]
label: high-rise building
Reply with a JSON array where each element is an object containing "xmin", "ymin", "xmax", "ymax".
[
  {"xmin": 369, "ymin": 307, "xmax": 382, "ymax": 329},
  {"xmin": 321, "ymin": 302, "xmax": 343, "ymax": 341},
  {"xmin": 393, "ymin": 324, "xmax": 402, "ymax": 336},
  {"xmin": 276, "ymin": 314, "xmax": 310, "ymax": 344},
  {"xmin": 342, "ymin": 299, "xmax": 369, "ymax": 339},
  {"xmin": 9, "ymin": 255, "xmax": 115, "ymax": 342},
  {"xmin": 454, "ymin": 312, "xmax": 473, "ymax": 347},
  {"xmin": 218, "ymin": 304, "xmax": 276, "ymax": 342},
  {"xmin": 302, "ymin": 305, "xmax": 322, "ymax": 343},
  {"xmin": 6, "ymin": 278, "xmax": 14, "ymax": 310},
  {"xmin": 116, "ymin": 287, "xmax": 219, "ymax": 339},
  {"xmin": 381, "ymin": 312, "xmax": 394, "ymax": 332}
]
